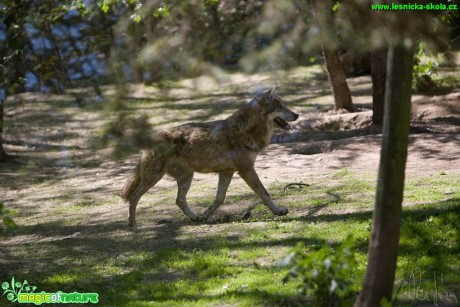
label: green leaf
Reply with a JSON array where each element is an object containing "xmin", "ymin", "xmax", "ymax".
[
  {"xmin": 153, "ymin": 5, "xmax": 170, "ymax": 18},
  {"xmin": 332, "ymin": 2, "xmax": 341, "ymax": 12},
  {"xmin": 130, "ymin": 13, "xmax": 142, "ymax": 23},
  {"xmin": 101, "ymin": 2, "xmax": 109, "ymax": 13}
]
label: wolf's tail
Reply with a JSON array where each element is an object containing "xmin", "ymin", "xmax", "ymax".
[{"xmin": 122, "ymin": 163, "xmax": 141, "ymax": 203}]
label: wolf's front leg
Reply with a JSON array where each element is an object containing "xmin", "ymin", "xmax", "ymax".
[
  {"xmin": 175, "ymin": 173, "xmax": 200, "ymax": 221},
  {"xmin": 237, "ymin": 167, "xmax": 288, "ymax": 216},
  {"xmin": 202, "ymin": 171, "xmax": 234, "ymax": 222}
]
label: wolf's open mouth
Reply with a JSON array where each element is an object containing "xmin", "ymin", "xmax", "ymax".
[{"xmin": 274, "ymin": 117, "xmax": 291, "ymax": 130}]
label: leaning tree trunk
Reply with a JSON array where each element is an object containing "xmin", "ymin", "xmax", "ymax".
[
  {"xmin": 371, "ymin": 48, "xmax": 388, "ymax": 125},
  {"xmin": 313, "ymin": 0, "xmax": 353, "ymax": 112},
  {"xmin": 355, "ymin": 45, "xmax": 414, "ymax": 306}
]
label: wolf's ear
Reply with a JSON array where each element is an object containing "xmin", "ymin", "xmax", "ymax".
[
  {"xmin": 264, "ymin": 87, "xmax": 278, "ymax": 110},
  {"xmin": 264, "ymin": 87, "xmax": 277, "ymax": 98}
]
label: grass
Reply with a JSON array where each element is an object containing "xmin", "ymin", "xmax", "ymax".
[{"xmin": 2, "ymin": 171, "xmax": 459, "ymax": 306}]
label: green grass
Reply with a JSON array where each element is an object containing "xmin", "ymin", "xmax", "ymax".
[{"xmin": 2, "ymin": 172, "xmax": 459, "ymax": 306}]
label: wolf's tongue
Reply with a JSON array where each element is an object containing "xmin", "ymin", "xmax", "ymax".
[{"xmin": 274, "ymin": 117, "xmax": 291, "ymax": 130}]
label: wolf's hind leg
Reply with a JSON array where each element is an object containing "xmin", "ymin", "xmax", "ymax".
[
  {"xmin": 128, "ymin": 172, "xmax": 164, "ymax": 226},
  {"xmin": 128, "ymin": 150, "xmax": 165, "ymax": 226},
  {"xmin": 175, "ymin": 172, "xmax": 199, "ymax": 221},
  {"xmin": 202, "ymin": 171, "xmax": 233, "ymax": 222},
  {"xmin": 238, "ymin": 166, "xmax": 288, "ymax": 216}
]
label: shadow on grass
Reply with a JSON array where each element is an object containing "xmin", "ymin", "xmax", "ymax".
[{"xmin": 1, "ymin": 198, "xmax": 458, "ymax": 305}]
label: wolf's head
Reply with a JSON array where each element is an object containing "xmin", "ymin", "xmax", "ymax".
[{"xmin": 255, "ymin": 88, "xmax": 299, "ymax": 131}]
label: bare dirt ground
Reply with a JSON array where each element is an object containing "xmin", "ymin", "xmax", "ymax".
[
  {"xmin": 0, "ymin": 67, "xmax": 459, "ymax": 280},
  {"xmin": 270, "ymin": 89, "xmax": 460, "ymax": 179}
]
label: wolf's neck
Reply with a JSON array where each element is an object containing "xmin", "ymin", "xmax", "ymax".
[
  {"xmin": 226, "ymin": 106, "xmax": 273, "ymax": 151},
  {"xmin": 246, "ymin": 123, "xmax": 273, "ymax": 151},
  {"xmin": 230, "ymin": 115, "xmax": 272, "ymax": 151}
]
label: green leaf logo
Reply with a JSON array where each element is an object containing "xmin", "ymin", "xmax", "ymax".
[{"xmin": 2, "ymin": 277, "xmax": 37, "ymax": 302}]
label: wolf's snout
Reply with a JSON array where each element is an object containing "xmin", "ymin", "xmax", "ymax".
[{"xmin": 293, "ymin": 113, "xmax": 299, "ymax": 121}]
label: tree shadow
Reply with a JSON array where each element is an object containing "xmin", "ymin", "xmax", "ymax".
[{"xmin": 1, "ymin": 197, "xmax": 458, "ymax": 305}]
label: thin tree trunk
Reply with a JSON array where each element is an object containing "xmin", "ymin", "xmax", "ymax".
[
  {"xmin": 0, "ymin": 94, "xmax": 8, "ymax": 162},
  {"xmin": 322, "ymin": 46, "xmax": 354, "ymax": 111},
  {"xmin": 355, "ymin": 45, "xmax": 414, "ymax": 307},
  {"xmin": 46, "ymin": 23, "xmax": 71, "ymax": 93},
  {"xmin": 313, "ymin": 0, "xmax": 353, "ymax": 112},
  {"xmin": 371, "ymin": 48, "xmax": 387, "ymax": 125}
]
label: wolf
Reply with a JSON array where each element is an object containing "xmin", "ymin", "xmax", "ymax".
[{"xmin": 122, "ymin": 88, "xmax": 299, "ymax": 225}]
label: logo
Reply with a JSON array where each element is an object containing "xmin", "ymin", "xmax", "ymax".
[{"xmin": 2, "ymin": 277, "xmax": 99, "ymax": 305}]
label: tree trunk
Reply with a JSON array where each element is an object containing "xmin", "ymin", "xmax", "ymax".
[
  {"xmin": 322, "ymin": 46, "xmax": 354, "ymax": 111},
  {"xmin": 0, "ymin": 94, "xmax": 7, "ymax": 162},
  {"xmin": 313, "ymin": 0, "xmax": 353, "ymax": 112},
  {"xmin": 371, "ymin": 48, "xmax": 388, "ymax": 125},
  {"xmin": 355, "ymin": 45, "xmax": 414, "ymax": 307}
]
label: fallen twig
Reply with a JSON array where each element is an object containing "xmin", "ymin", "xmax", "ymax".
[{"xmin": 283, "ymin": 183, "xmax": 310, "ymax": 192}]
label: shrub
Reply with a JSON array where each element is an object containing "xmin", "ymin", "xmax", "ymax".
[
  {"xmin": 278, "ymin": 236, "xmax": 360, "ymax": 306},
  {"xmin": 0, "ymin": 203, "xmax": 17, "ymax": 235},
  {"xmin": 412, "ymin": 41, "xmax": 439, "ymax": 92}
]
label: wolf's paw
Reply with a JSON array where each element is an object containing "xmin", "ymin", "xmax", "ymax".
[
  {"xmin": 204, "ymin": 216, "xmax": 214, "ymax": 223},
  {"xmin": 274, "ymin": 207, "xmax": 288, "ymax": 216},
  {"xmin": 190, "ymin": 215, "xmax": 205, "ymax": 223},
  {"xmin": 200, "ymin": 209, "xmax": 216, "ymax": 223},
  {"xmin": 128, "ymin": 218, "xmax": 136, "ymax": 227}
]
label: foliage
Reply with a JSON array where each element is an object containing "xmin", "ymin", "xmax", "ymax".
[
  {"xmin": 0, "ymin": 202, "xmax": 17, "ymax": 235},
  {"xmin": 1, "ymin": 0, "xmax": 452, "ymax": 93},
  {"xmin": 278, "ymin": 236, "xmax": 361, "ymax": 306},
  {"xmin": 1, "ymin": 0, "xmax": 113, "ymax": 94},
  {"xmin": 412, "ymin": 41, "xmax": 439, "ymax": 91}
]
